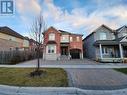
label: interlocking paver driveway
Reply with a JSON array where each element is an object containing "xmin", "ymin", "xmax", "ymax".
[
  {"xmin": 16, "ymin": 58, "xmax": 97, "ymax": 66},
  {"xmin": 65, "ymin": 68, "xmax": 127, "ymax": 90}
]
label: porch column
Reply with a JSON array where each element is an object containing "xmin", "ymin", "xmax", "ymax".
[
  {"xmin": 119, "ymin": 44, "xmax": 123, "ymax": 58},
  {"xmin": 99, "ymin": 44, "xmax": 103, "ymax": 59},
  {"xmin": 68, "ymin": 48, "xmax": 71, "ymax": 60},
  {"xmin": 80, "ymin": 52, "xmax": 83, "ymax": 59}
]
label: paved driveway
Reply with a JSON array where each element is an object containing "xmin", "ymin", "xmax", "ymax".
[
  {"xmin": 16, "ymin": 58, "xmax": 98, "ymax": 66},
  {"xmin": 65, "ymin": 68, "xmax": 127, "ymax": 90},
  {"xmin": 1, "ymin": 58, "xmax": 127, "ymax": 68}
]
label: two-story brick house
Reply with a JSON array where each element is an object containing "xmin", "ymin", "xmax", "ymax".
[
  {"xmin": 43, "ymin": 27, "xmax": 83, "ymax": 60},
  {"xmin": 83, "ymin": 24, "xmax": 127, "ymax": 62},
  {"xmin": 0, "ymin": 26, "xmax": 29, "ymax": 51}
]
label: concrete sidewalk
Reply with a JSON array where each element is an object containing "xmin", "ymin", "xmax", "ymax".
[
  {"xmin": 0, "ymin": 64, "xmax": 127, "ymax": 68},
  {"xmin": 0, "ymin": 85, "xmax": 127, "ymax": 95}
]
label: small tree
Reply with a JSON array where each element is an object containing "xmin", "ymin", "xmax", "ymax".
[{"xmin": 30, "ymin": 13, "xmax": 46, "ymax": 75}]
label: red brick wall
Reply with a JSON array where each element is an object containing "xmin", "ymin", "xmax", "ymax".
[
  {"xmin": 43, "ymin": 27, "xmax": 83, "ymax": 54},
  {"xmin": 43, "ymin": 27, "xmax": 61, "ymax": 54},
  {"xmin": 69, "ymin": 35, "xmax": 83, "ymax": 52}
]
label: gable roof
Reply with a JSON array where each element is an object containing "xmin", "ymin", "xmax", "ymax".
[
  {"xmin": 93, "ymin": 24, "xmax": 113, "ymax": 33},
  {"xmin": 43, "ymin": 26, "xmax": 61, "ymax": 34},
  {"xmin": 83, "ymin": 24, "xmax": 113, "ymax": 41},
  {"xmin": 0, "ymin": 26, "xmax": 24, "ymax": 39},
  {"xmin": 44, "ymin": 26, "xmax": 83, "ymax": 36},
  {"xmin": 116, "ymin": 25, "xmax": 127, "ymax": 33}
]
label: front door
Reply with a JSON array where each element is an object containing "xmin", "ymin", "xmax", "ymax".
[{"xmin": 61, "ymin": 47, "xmax": 68, "ymax": 55}]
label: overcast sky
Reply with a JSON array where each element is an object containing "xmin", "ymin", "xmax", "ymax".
[{"xmin": 0, "ymin": 0, "xmax": 127, "ymax": 38}]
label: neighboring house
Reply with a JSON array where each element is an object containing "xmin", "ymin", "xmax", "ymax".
[
  {"xmin": 0, "ymin": 26, "xmax": 29, "ymax": 51},
  {"xmin": 29, "ymin": 39, "xmax": 37, "ymax": 51},
  {"xmin": 22, "ymin": 37, "xmax": 30, "ymax": 51},
  {"xmin": 83, "ymin": 24, "xmax": 127, "ymax": 62},
  {"xmin": 43, "ymin": 27, "xmax": 83, "ymax": 60}
]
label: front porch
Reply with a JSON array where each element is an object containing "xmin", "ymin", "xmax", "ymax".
[
  {"xmin": 94, "ymin": 40, "xmax": 127, "ymax": 63},
  {"xmin": 60, "ymin": 44, "xmax": 83, "ymax": 60}
]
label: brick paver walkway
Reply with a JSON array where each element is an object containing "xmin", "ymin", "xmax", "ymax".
[{"xmin": 65, "ymin": 68, "xmax": 127, "ymax": 90}]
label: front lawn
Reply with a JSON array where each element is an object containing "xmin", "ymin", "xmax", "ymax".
[
  {"xmin": 0, "ymin": 68, "xmax": 68, "ymax": 87},
  {"xmin": 114, "ymin": 68, "xmax": 127, "ymax": 74}
]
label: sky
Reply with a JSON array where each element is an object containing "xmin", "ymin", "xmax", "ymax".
[{"xmin": 0, "ymin": 0, "xmax": 127, "ymax": 38}]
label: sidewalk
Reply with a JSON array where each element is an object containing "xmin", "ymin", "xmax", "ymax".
[
  {"xmin": 0, "ymin": 85, "xmax": 127, "ymax": 95},
  {"xmin": 0, "ymin": 64, "xmax": 127, "ymax": 68}
]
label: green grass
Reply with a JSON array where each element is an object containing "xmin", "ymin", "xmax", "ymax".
[
  {"xmin": 114, "ymin": 68, "xmax": 127, "ymax": 74},
  {"xmin": 0, "ymin": 68, "xmax": 68, "ymax": 87}
]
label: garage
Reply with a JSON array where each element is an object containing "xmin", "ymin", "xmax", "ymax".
[{"xmin": 70, "ymin": 49, "xmax": 80, "ymax": 59}]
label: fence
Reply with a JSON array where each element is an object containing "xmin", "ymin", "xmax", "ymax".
[{"xmin": 0, "ymin": 50, "xmax": 42, "ymax": 64}]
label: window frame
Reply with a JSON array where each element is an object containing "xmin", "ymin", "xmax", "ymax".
[
  {"xmin": 100, "ymin": 32, "xmax": 107, "ymax": 40},
  {"xmin": 70, "ymin": 37, "xmax": 73, "ymax": 42},
  {"xmin": 102, "ymin": 47, "xmax": 108, "ymax": 54},
  {"xmin": 46, "ymin": 45, "xmax": 56, "ymax": 54},
  {"xmin": 49, "ymin": 33, "xmax": 55, "ymax": 41},
  {"xmin": 76, "ymin": 36, "xmax": 80, "ymax": 42}
]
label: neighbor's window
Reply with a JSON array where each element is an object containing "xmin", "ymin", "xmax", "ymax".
[
  {"xmin": 102, "ymin": 47, "xmax": 108, "ymax": 54},
  {"xmin": 49, "ymin": 33, "xmax": 55, "ymax": 40},
  {"xmin": 76, "ymin": 36, "xmax": 80, "ymax": 42},
  {"xmin": 70, "ymin": 37, "xmax": 73, "ymax": 42},
  {"xmin": 123, "ymin": 32, "xmax": 127, "ymax": 36},
  {"xmin": 100, "ymin": 32, "xmax": 107, "ymax": 40},
  {"xmin": 47, "ymin": 45, "xmax": 56, "ymax": 54}
]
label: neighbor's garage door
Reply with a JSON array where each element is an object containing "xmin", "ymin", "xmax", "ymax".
[{"xmin": 70, "ymin": 49, "xmax": 80, "ymax": 59}]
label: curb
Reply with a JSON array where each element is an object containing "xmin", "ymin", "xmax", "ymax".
[
  {"xmin": 0, "ymin": 64, "xmax": 127, "ymax": 68},
  {"xmin": 0, "ymin": 85, "xmax": 127, "ymax": 95}
]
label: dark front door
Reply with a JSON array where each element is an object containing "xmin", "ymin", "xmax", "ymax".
[{"xmin": 61, "ymin": 47, "xmax": 68, "ymax": 55}]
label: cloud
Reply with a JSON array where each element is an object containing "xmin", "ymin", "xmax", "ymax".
[
  {"xmin": 14, "ymin": 0, "xmax": 127, "ymax": 37},
  {"xmin": 16, "ymin": 0, "xmax": 41, "ymax": 24},
  {"xmin": 42, "ymin": 0, "xmax": 127, "ymax": 37}
]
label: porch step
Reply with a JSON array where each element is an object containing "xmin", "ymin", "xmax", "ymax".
[{"xmin": 60, "ymin": 55, "xmax": 69, "ymax": 60}]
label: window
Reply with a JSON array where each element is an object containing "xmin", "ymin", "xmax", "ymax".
[
  {"xmin": 100, "ymin": 32, "xmax": 107, "ymax": 40},
  {"xmin": 123, "ymin": 32, "xmax": 127, "ymax": 36},
  {"xmin": 102, "ymin": 47, "xmax": 108, "ymax": 54},
  {"xmin": 49, "ymin": 33, "xmax": 55, "ymax": 40},
  {"xmin": 76, "ymin": 36, "xmax": 80, "ymax": 42},
  {"xmin": 47, "ymin": 45, "xmax": 56, "ymax": 54},
  {"xmin": 70, "ymin": 37, "xmax": 73, "ymax": 42},
  {"xmin": 61, "ymin": 35, "xmax": 69, "ymax": 42}
]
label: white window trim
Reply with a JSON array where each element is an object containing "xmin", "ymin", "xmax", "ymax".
[
  {"xmin": 46, "ymin": 45, "xmax": 56, "ymax": 54},
  {"xmin": 102, "ymin": 47, "xmax": 108, "ymax": 55},
  {"xmin": 70, "ymin": 37, "xmax": 73, "ymax": 42},
  {"xmin": 76, "ymin": 36, "xmax": 80, "ymax": 42},
  {"xmin": 100, "ymin": 32, "xmax": 107, "ymax": 40},
  {"xmin": 49, "ymin": 33, "xmax": 55, "ymax": 41}
]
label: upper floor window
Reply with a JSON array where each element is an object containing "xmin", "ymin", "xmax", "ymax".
[
  {"xmin": 100, "ymin": 32, "xmax": 107, "ymax": 40},
  {"xmin": 123, "ymin": 32, "xmax": 127, "ymax": 36},
  {"xmin": 49, "ymin": 33, "xmax": 55, "ymax": 40},
  {"xmin": 61, "ymin": 35, "xmax": 69, "ymax": 42},
  {"xmin": 70, "ymin": 37, "xmax": 73, "ymax": 42},
  {"xmin": 76, "ymin": 36, "xmax": 80, "ymax": 42}
]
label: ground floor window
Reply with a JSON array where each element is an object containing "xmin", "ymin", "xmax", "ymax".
[
  {"xmin": 46, "ymin": 45, "xmax": 56, "ymax": 54},
  {"xmin": 102, "ymin": 47, "xmax": 108, "ymax": 54}
]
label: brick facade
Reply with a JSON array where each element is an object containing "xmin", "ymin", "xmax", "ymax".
[{"xmin": 43, "ymin": 27, "xmax": 83, "ymax": 60}]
